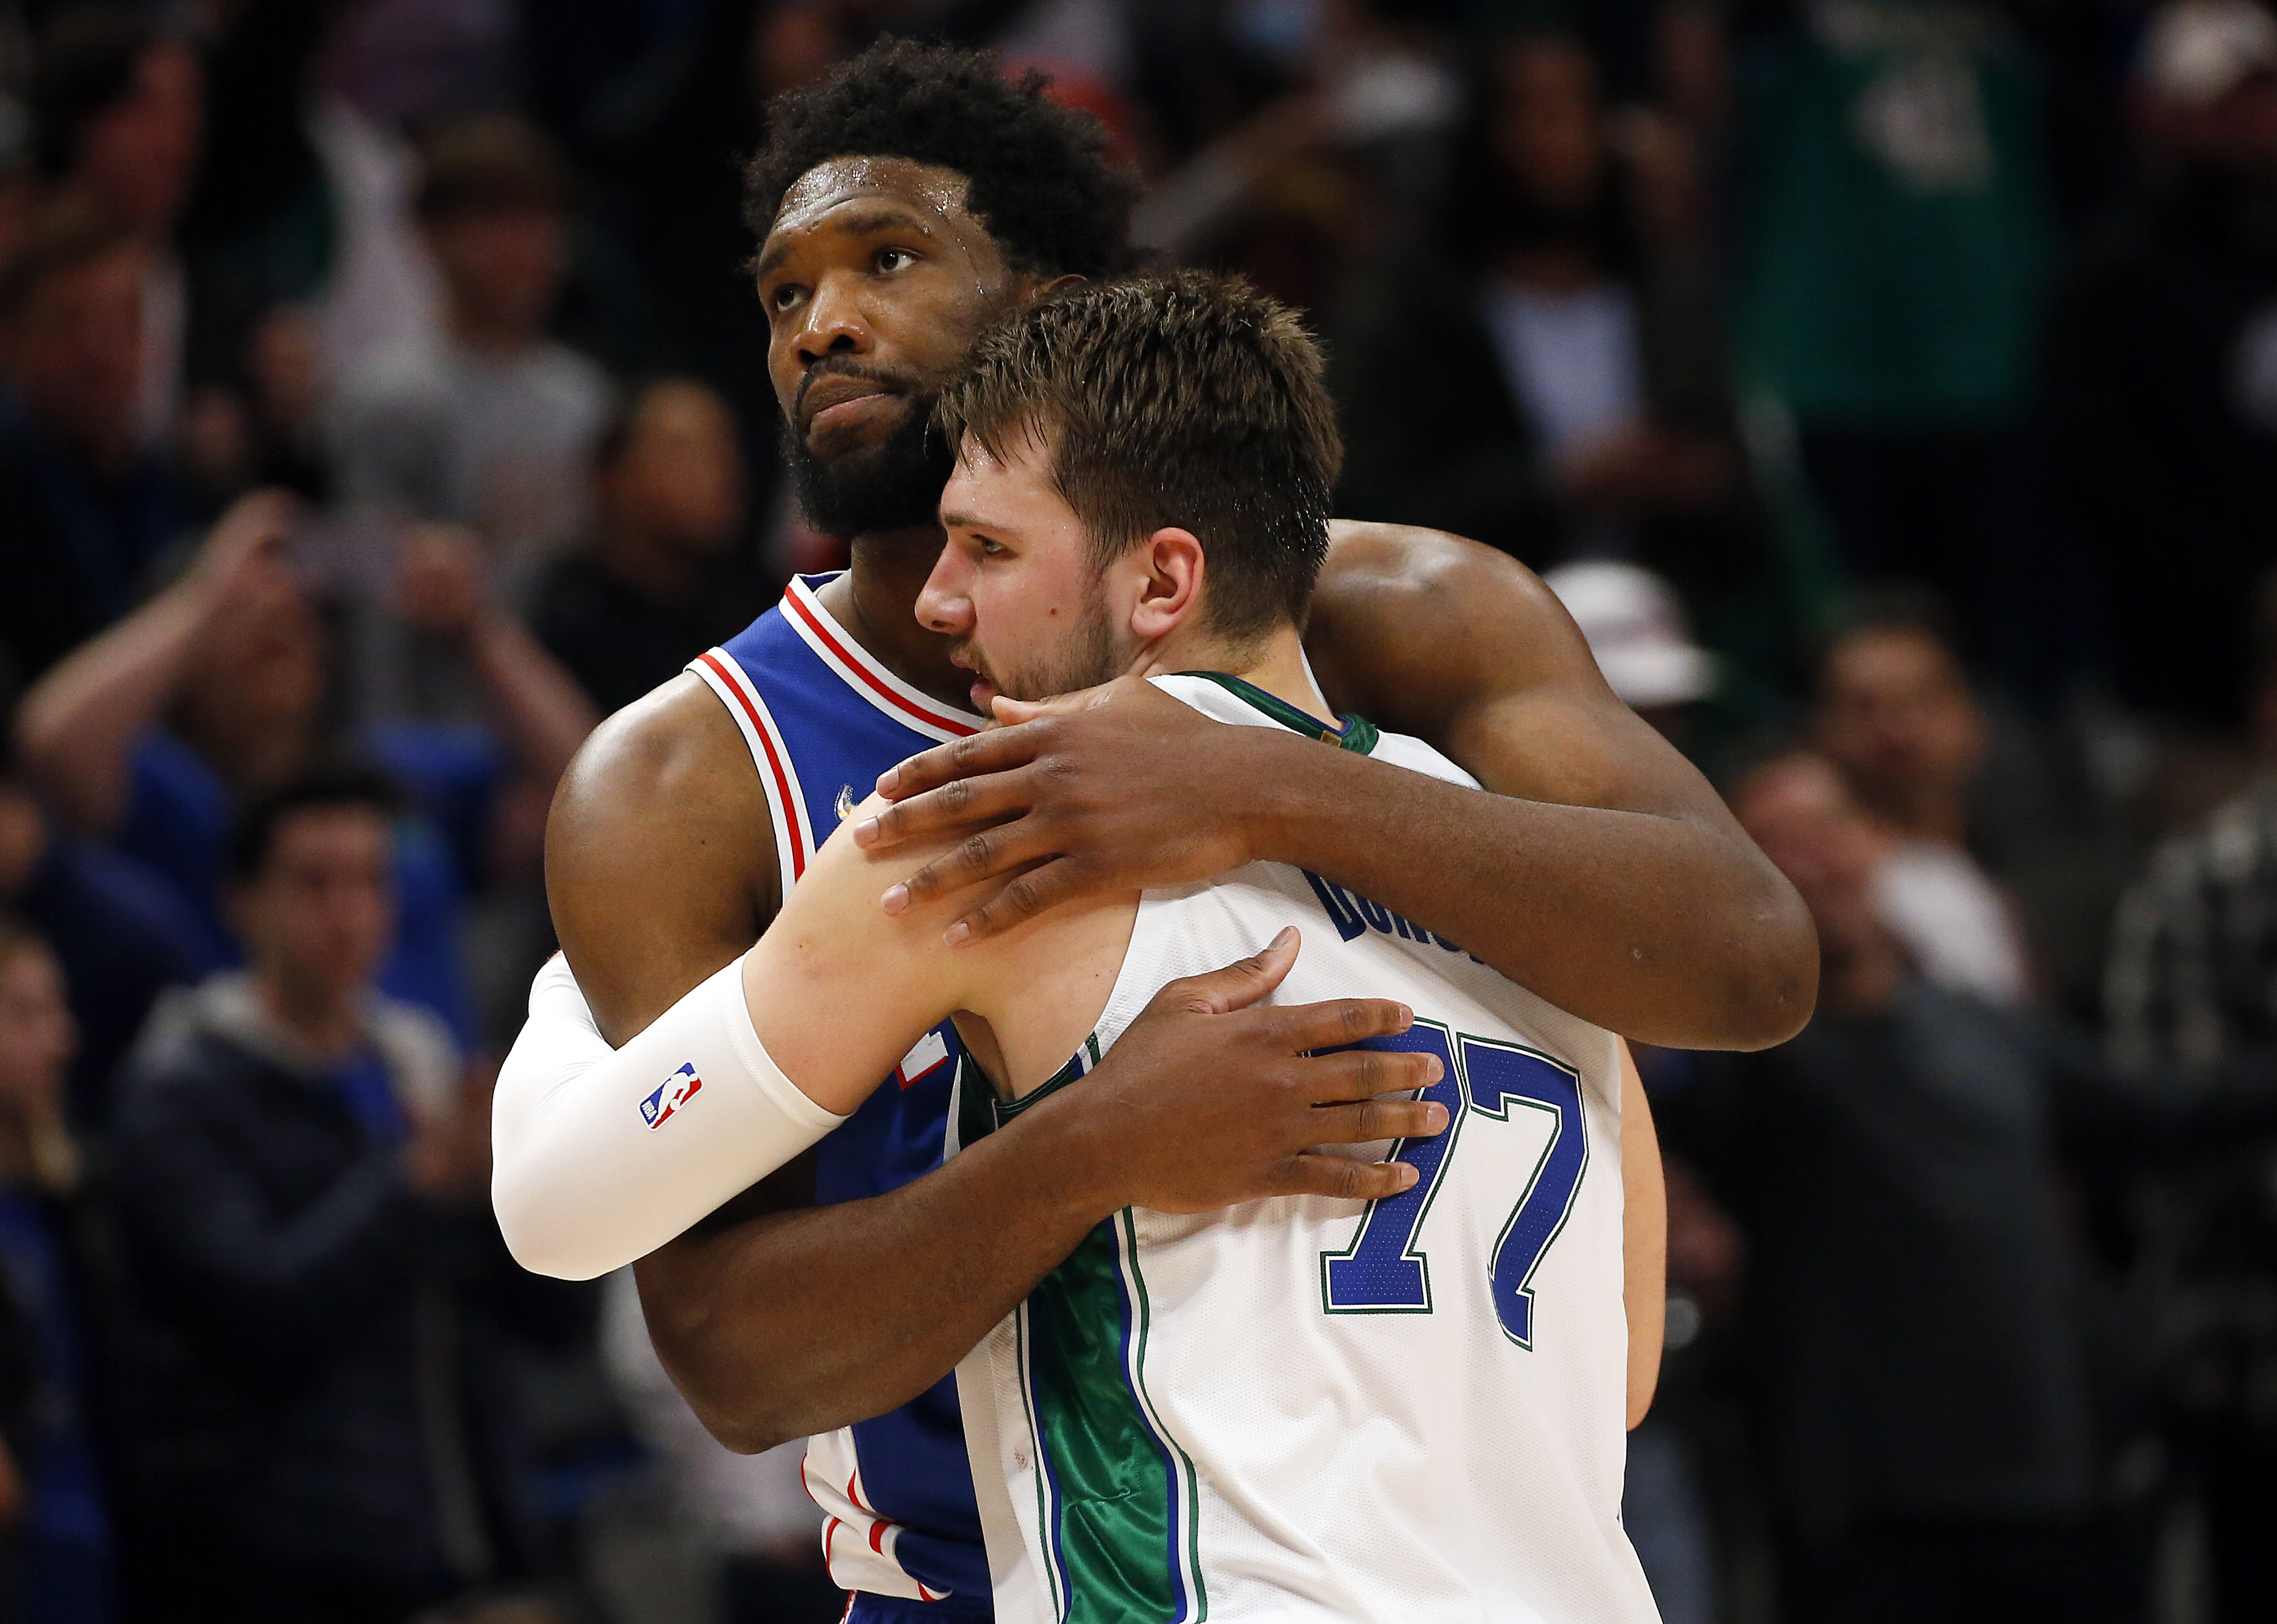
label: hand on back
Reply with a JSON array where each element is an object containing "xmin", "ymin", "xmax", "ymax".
[{"xmin": 1025, "ymin": 928, "xmax": 1448, "ymax": 1215}]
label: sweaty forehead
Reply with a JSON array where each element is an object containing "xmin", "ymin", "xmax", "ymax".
[{"xmin": 773, "ymin": 155, "xmax": 979, "ymax": 234}]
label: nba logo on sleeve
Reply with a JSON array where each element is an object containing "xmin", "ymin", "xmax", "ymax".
[{"xmin": 641, "ymin": 1062, "xmax": 703, "ymax": 1129}]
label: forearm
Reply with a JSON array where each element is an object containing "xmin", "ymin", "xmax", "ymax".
[
  {"xmin": 1257, "ymin": 740, "xmax": 1812, "ymax": 1049},
  {"xmin": 15, "ymin": 584, "xmax": 202, "ymax": 832},
  {"xmin": 491, "ymin": 954, "xmax": 847, "ymax": 1281},
  {"xmin": 637, "ymin": 1099, "xmax": 1113, "ymax": 1453},
  {"xmin": 469, "ymin": 610, "xmax": 600, "ymax": 786}
]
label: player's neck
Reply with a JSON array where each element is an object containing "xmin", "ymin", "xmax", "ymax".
[
  {"xmin": 816, "ymin": 529, "xmax": 973, "ymax": 710},
  {"xmin": 1133, "ymin": 625, "xmax": 1331, "ymax": 724}
]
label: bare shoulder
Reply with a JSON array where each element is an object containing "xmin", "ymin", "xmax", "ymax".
[
  {"xmin": 1312, "ymin": 521, "xmax": 1609, "ymax": 735},
  {"xmin": 546, "ymin": 675, "xmax": 781, "ymax": 1042},
  {"xmin": 1320, "ymin": 521, "xmax": 1559, "ymax": 616}
]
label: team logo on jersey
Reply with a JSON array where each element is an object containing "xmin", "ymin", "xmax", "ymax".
[{"xmin": 641, "ymin": 1062, "xmax": 704, "ymax": 1129}]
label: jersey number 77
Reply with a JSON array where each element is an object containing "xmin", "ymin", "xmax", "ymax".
[{"xmin": 1316, "ymin": 1020, "xmax": 1590, "ymax": 1349}]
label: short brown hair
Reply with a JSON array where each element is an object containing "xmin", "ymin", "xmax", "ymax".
[
  {"xmin": 935, "ymin": 271, "xmax": 1342, "ymax": 642},
  {"xmin": 416, "ymin": 115, "xmax": 576, "ymax": 223}
]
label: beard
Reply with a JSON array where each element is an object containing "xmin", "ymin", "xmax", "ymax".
[
  {"xmin": 783, "ymin": 384, "xmax": 958, "ymax": 541},
  {"xmin": 966, "ymin": 585, "xmax": 1123, "ymax": 704}
]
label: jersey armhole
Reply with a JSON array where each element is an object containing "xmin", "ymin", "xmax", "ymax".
[{"xmin": 687, "ymin": 650, "xmax": 814, "ymax": 904}]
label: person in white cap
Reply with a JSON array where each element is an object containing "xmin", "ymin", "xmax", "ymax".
[
  {"xmin": 1544, "ymin": 561, "xmax": 1719, "ymax": 742},
  {"xmin": 2139, "ymin": 0, "xmax": 2277, "ymax": 112}
]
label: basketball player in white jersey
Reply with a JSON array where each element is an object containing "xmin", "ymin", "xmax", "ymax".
[{"xmin": 721, "ymin": 272, "xmax": 1666, "ymax": 1620}]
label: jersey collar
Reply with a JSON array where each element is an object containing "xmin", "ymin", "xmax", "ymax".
[
  {"xmin": 784, "ymin": 573, "xmax": 986, "ymax": 741},
  {"xmin": 1178, "ymin": 671, "xmax": 1381, "ymax": 755}
]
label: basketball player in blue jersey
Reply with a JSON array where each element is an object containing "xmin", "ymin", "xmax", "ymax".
[{"xmin": 498, "ymin": 40, "xmax": 1815, "ymax": 1623}]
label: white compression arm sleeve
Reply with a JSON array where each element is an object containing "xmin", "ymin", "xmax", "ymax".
[{"xmin": 491, "ymin": 953, "xmax": 847, "ymax": 1280}]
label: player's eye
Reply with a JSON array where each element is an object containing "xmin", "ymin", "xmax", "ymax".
[
  {"xmin": 874, "ymin": 247, "xmax": 918, "ymax": 274},
  {"xmin": 767, "ymin": 282, "xmax": 806, "ymax": 314},
  {"xmin": 976, "ymin": 536, "xmax": 1006, "ymax": 558}
]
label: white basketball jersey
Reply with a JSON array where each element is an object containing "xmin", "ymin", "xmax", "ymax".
[{"xmin": 953, "ymin": 674, "xmax": 1660, "ymax": 1624}]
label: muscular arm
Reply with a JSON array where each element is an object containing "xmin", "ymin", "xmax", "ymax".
[
  {"xmin": 1290, "ymin": 525, "xmax": 1815, "ymax": 1049},
  {"xmin": 546, "ymin": 679, "xmax": 1434, "ymax": 1451},
  {"xmin": 866, "ymin": 525, "xmax": 1815, "ymax": 1050}
]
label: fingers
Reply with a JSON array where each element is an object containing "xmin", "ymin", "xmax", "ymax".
[
  {"xmin": 989, "ymin": 682, "xmax": 1118, "ymax": 724},
  {"xmin": 1308, "ymin": 1096, "xmax": 1450, "ymax": 1145},
  {"xmin": 194, "ymin": 490, "xmax": 299, "ymax": 595},
  {"xmin": 874, "ymin": 725, "xmax": 1041, "ymax": 803},
  {"xmin": 1278, "ymin": 1152, "xmax": 1423, "ymax": 1202},
  {"xmin": 1299, "ymin": 1043, "xmax": 1443, "ymax": 1103},
  {"xmin": 1151, "ymin": 927, "xmax": 1300, "ymax": 1017},
  {"xmin": 881, "ymin": 825, "xmax": 1059, "ymax": 917},
  {"xmin": 1264, "ymin": 995, "xmax": 1414, "ymax": 1058},
  {"xmin": 213, "ymin": 486, "xmax": 300, "ymax": 545},
  {"xmin": 942, "ymin": 859, "xmax": 1086, "ymax": 944},
  {"xmin": 860, "ymin": 771, "xmax": 1032, "ymax": 859}
]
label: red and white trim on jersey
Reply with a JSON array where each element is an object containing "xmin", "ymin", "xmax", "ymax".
[
  {"xmin": 803, "ymin": 1427, "xmax": 949, "ymax": 1603},
  {"xmin": 688, "ymin": 649, "xmax": 816, "ymax": 899},
  {"xmin": 780, "ymin": 576, "xmax": 986, "ymax": 744}
]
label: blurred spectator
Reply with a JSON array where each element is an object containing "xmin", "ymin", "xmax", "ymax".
[
  {"xmin": 0, "ymin": 210, "xmax": 175, "ymax": 688},
  {"xmin": 1132, "ymin": 0, "xmax": 1461, "ymax": 272},
  {"xmin": 529, "ymin": 377, "xmax": 767, "ymax": 718},
  {"xmin": 177, "ymin": 302, "xmax": 333, "ymax": 517},
  {"xmin": 2046, "ymin": 0, "xmax": 2277, "ymax": 732},
  {"xmin": 1813, "ymin": 601, "xmax": 2033, "ymax": 1006},
  {"xmin": 609, "ymin": 0, "xmax": 799, "ymax": 511},
  {"xmin": 598, "ymin": 1272, "xmax": 843, "ymax": 1624},
  {"xmin": 1672, "ymin": 751, "xmax": 2113, "ymax": 1624},
  {"xmin": 1333, "ymin": 34, "xmax": 1764, "ymax": 614},
  {"xmin": 1546, "ymin": 559, "xmax": 1719, "ymax": 745},
  {"xmin": 182, "ymin": 0, "xmax": 446, "ymax": 410},
  {"xmin": 1732, "ymin": 0, "xmax": 2059, "ymax": 690},
  {"xmin": 328, "ymin": 0, "xmax": 523, "ymax": 131},
  {"xmin": 0, "ymin": 759, "xmax": 204, "ymax": 1130},
  {"xmin": 12, "ymin": 495, "xmax": 596, "ymax": 1045},
  {"xmin": 2104, "ymin": 569, "xmax": 2277, "ymax": 1620},
  {"xmin": 328, "ymin": 115, "xmax": 613, "ymax": 598},
  {"xmin": 110, "ymin": 767, "xmax": 569, "ymax": 1622},
  {"xmin": 0, "ymin": 920, "xmax": 112, "ymax": 1624},
  {"xmin": 0, "ymin": 94, "xmax": 35, "ymax": 277},
  {"xmin": 27, "ymin": 5, "xmax": 203, "ymax": 453}
]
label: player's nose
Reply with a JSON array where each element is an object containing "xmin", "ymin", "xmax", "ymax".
[
  {"xmin": 914, "ymin": 561, "xmax": 972, "ymax": 635},
  {"xmin": 794, "ymin": 273, "xmax": 870, "ymax": 366}
]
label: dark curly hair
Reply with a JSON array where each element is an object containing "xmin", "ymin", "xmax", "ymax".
[{"xmin": 743, "ymin": 38, "xmax": 1139, "ymax": 279}]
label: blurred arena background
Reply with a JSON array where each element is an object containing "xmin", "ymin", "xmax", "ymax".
[{"xmin": 0, "ymin": 0, "xmax": 2272, "ymax": 1620}]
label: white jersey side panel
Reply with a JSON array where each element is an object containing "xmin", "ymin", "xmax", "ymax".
[{"xmin": 961, "ymin": 675, "xmax": 1660, "ymax": 1624}]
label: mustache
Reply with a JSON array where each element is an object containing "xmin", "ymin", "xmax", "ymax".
[
  {"xmin": 949, "ymin": 640, "xmax": 995, "ymax": 685},
  {"xmin": 792, "ymin": 357, "xmax": 919, "ymax": 421}
]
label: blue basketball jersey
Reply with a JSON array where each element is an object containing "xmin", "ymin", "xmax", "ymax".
[{"xmin": 689, "ymin": 573, "xmax": 992, "ymax": 1615}]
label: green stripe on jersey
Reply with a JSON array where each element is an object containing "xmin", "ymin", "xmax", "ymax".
[
  {"xmin": 1025, "ymin": 1217, "xmax": 1186, "ymax": 1623},
  {"xmin": 967, "ymin": 1039, "xmax": 1196, "ymax": 1621},
  {"xmin": 1118, "ymin": 1209, "xmax": 1208, "ymax": 1618},
  {"xmin": 1181, "ymin": 671, "xmax": 1380, "ymax": 755}
]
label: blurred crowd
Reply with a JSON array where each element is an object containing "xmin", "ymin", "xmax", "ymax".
[{"xmin": 0, "ymin": 0, "xmax": 2270, "ymax": 1620}]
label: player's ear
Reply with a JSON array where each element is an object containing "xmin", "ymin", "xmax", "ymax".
[
  {"xmin": 1020, "ymin": 271, "xmax": 1086, "ymax": 303},
  {"xmin": 1128, "ymin": 528, "xmax": 1204, "ymax": 642}
]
